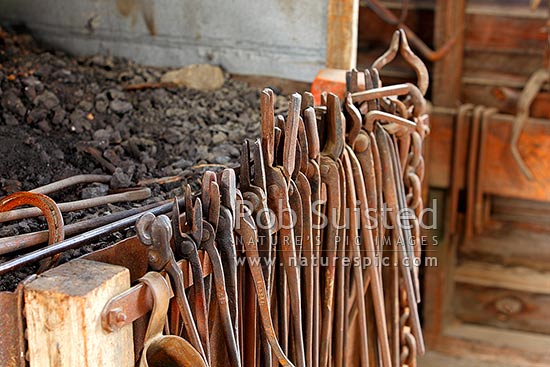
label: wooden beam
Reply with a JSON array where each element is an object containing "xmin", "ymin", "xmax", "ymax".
[
  {"xmin": 455, "ymin": 261, "xmax": 550, "ymax": 295},
  {"xmin": 24, "ymin": 259, "xmax": 133, "ymax": 367},
  {"xmin": 326, "ymin": 0, "xmax": 359, "ymax": 70},
  {"xmin": 433, "ymin": 0, "xmax": 466, "ymax": 106}
]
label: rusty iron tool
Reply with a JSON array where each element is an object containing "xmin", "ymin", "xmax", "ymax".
[
  {"xmin": 449, "ymin": 104, "xmax": 473, "ymax": 237},
  {"xmin": 348, "ymin": 147, "xmax": 393, "ymax": 366},
  {"xmin": 510, "ymin": 68, "xmax": 550, "ymax": 180},
  {"xmin": 240, "ymin": 140, "xmax": 265, "ymax": 367},
  {"xmin": 138, "ymin": 271, "xmax": 207, "ymax": 367},
  {"xmin": 135, "ymin": 212, "xmax": 207, "ymax": 364},
  {"xmin": 387, "ymin": 133, "xmax": 421, "ymax": 303},
  {"xmin": 0, "ymin": 187, "xmax": 151, "ymax": 223},
  {"xmin": 261, "ymin": 89, "xmax": 306, "ymax": 367},
  {"xmin": 302, "ymin": 105, "xmax": 323, "ymax": 367},
  {"xmin": 474, "ymin": 107, "xmax": 498, "ymax": 235},
  {"xmin": 346, "ymin": 92, "xmax": 380, "ymax": 253},
  {"xmin": 0, "ymin": 191, "xmax": 64, "ymax": 272},
  {"xmin": 250, "ymin": 139, "xmax": 277, "ymax": 367},
  {"xmin": 333, "ymin": 151, "xmax": 348, "ymax": 367},
  {"xmin": 371, "ymin": 29, "xmax": 429, "ymax": 96},
  {"xmin": 0, "ymin": 197, "xmax": 179, "ymax": 256},
  {"xmin": 351, "ymin": 84, "xmax": 411, "ymax": 104},
  {"xmin": 342, "ymin": 147, "xmax": 370, "ymax": 367},
  {"xmin": 240, "ymin": 140, "xmax": 274, "ymax": 299},
  {"xmin": 364, "ymin": 3, "xmax": 458, "ymax": 62},
  {"xmin": 317, "ymin": 92, "xmax": 345, "ymax": 367},
  {"xmin": 171, "ymin": 188, "xmax": 210, "ymax": 363},
  {"xmin": 26, "ymin": 174, "xmax": 112, "ymax": 195},
  {"xmin": 234, "ymin": 190, "xmax": 295, "ymax": 367},
  {"xmin": 240, "ymin": 140, "xmax": 277, "ymax": 367},
  {"xmin": 275, "ymin": 105, "xmax": 307, "ymax": 367},
  {"xmin": 198, "ymin": 196, "xmax": 241, "ymax": 367},
  {"xmin": 365, "ymin": 69, "xmax": 387, "ymax": 259},
  {"xmin": 465, "ymin": 105, "xmax": 485, "ymax": 240},
  {"xmin": 218, "ymin": 169, "xmax": 240, "ymax": 344},
  {"xmin": 296, "ymin": 114, "xmax": 316, "ymax": 367},
  {"xmin": 0, "ymin": 198, "xmax": 185, "ymax": 275},
  {"xmin": 375, "ymin": 125, "xmax": 425, "ymax": 355}
]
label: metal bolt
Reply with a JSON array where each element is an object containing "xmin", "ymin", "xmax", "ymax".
[{"xmin": 108, "ymin": 308, "xmax": 127, "ymax": 330}]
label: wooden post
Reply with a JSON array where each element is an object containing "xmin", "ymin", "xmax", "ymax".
[
  {"xmin": 24, "ymin": 259, "xmax": 133, "ymax": 367},
  {"xmin": 326, "ymin": 0, "xmax": 359, "ymax": 70},
  {"xmin": 433, "ymin": 0, "xmax": 467, "ymax": 107}
]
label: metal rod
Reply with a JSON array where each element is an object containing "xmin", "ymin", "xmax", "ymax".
[
  {"xmin": 29, "ymin": 174, "xmax": 112, "ymax": 195},
  {"xmin": 0, "ymin": 198, "xmax": 173, "ymax": 255},
  {"xmin": 0, "ymin": 188, "xmax": 151, "ymax": 223},
  {"xmin": 0, "ymin": 198, "xmax": 183, "ymax": 275}
]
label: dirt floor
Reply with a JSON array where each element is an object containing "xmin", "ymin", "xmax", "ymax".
[{"xmin": 0, "ymin": 27, "xmax": 302, "ymax": 290}]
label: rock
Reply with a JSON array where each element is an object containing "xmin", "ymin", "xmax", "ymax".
[
  {"xmin": 213, "ymin": 155, "xmax": 231, "ymax": 164},
  {"xmin": 2, "ymin": 90, "xmax": 26, "ymax": 116},
  {"xmin": 212, "ymin": 131, "xmax": 227, "ymax": 144},
  {"xmin": 78, "ymin": 100, "xmax": 94, "ymax": 112},
  {"xmin": 3, "ymin": 112, "xmax": 18, "ymax": 126},
  {"xmin": 95, "ymin": 99, "xmax": 109, "ymax": 113},
  {"xmin": 37, "ymin": 120, "xmax": 52, "ymax": 133},
  {"xmin": 51, "ymin": 107, "xmax": 66, "ymax": 125},
  {"xmin": 172, "ymin": 158, "xmax": 192, "ymax": 169},
  {"xmin": 110, "ymin": 167, "xmax": 132, "ymax": 189},
  {"xmin": 81, "ymin": 183, "xmax": 109, "ymax": 199},
  {"xmin": 27, "ymin": 108, "xmax": 48, "ymax": 124},
  {"xmin": 109, "ymin": 100, "xmax": 133, "ymax": 114},
  {"xmin": 24, "ymin": 85, "xmax": 37, "ymax": 101},
  {"xmin": 160, "ymin": 64, "xmax": 225, "ymax": 91},
  {"xmin": 166, "ymin": 108, "xmax": 185, "ymax": 117},
  {"xmin": 52, "ymin": 149, "xmax": 65, "ymax": 160},
  {"xmin": 107, "ymin": 88, "xmax": 126, "ymax": 101},
  {"xmin": 92, "ymin": 129, "xmax": 111, "ymax": 147},
  {"xmin": 162, "ymin": 127, "xmax": 184, "ymax": 144},
  {"xmin": 34, "ymin": 90, "xmax": 60, "ymax": 110}
]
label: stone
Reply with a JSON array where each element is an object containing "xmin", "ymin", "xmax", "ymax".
[
  {"xmin": 110, "ymin": 168, "xmax": 132, "ymax": 189},
  {"xmin": 37, "ymin": 120, "xmax": 52, "ymax": 133},
  {"xmin": 3, "ymin": 112, "xmax": 19, "ymax": 126},
  {"xmin": 2, "ymin": 90, "xmax": 26, "ymax": 116},
  {"xmin": 95, "ymin": 99, "xmax": 109, "ymax": 113},
  {"xmin": 213, "ymin": 155, "xmax": 231, "ymax": 164},
  {"xmin": 34, "ymin": 90, "xmax": 60, "ymax": 110},
  {"xmin": 78, "ymin": 100, "xmax": 94, "ymax": 112},
  {"xmin": 172, "ymin": 158, "xmax": 192, "ymax": 169},
  {"xmin": 107, "ymin": 89, "xmax": 126, "ymax": 101},
  {"xmin": 52, "ymin": 107, "xmax": 66, "ymax": 125},
  {"xmin": 27, "ymin": 108, "xmax": 48, "ymax": 124},
  {"xmin": 81, "ymin": 183, "xmax": 110, "ymax": 199},
  {"xmin": 109, "ymin": 100, "xmax": 133, "ymax": 114},
  {"xmin": 212, "ymin": 131, "xmax": 227, "ymax": 144},
  {"xmin": 160, "ymin": 64, "xmax": 225, "ymax": 91}
]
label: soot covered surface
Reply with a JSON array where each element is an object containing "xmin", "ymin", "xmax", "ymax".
[{"xmin": 0, "ymin": 28, "xmax": 288, "ymax": 290}]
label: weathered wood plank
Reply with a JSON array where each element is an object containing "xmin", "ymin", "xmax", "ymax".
[
  {"xmin": 455, "ymin": 261, "xmax": 550, "ymax": 294},
  {"xmin": 464, "ymin": 12, "xmax": 546, "ymax": 52},
  {"xmin": 441, "ymin": 323, "xmax": 550, "ymax": 365},
  {"xmin": 427, "ymin": 108, "xmax": 550, "ymax": 200},
  {"xmin": 461, "ymin": 83, "xmax": 550, "ymax": 117},
  {"xmin": 427, "ymin": 110, "xmax": 455, "ymax": 188},
  {"xmin": 460, "ymin": 224, "xmax": 550, "ymax": 272},
  {"xmin": 456, "ymin": 283, "xmax": 550, "ymax": 334},
  {"xmin": 463, "ymin": 50, "xmax": 543, "ymax": 80},
  {"xmin": 25, "ymin": 259, "xmax": 133, "ymax": 367},
  {"xmin": 433, "ymin": 0, "xmax": 466, "ymax": 106},
  {"xmin": 481, "ymin": 115, "xmax": 550, "ymax": 201},
  {"xmin": 326, "ymin": 0, "xmax": 359, "ymax": 70}
]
